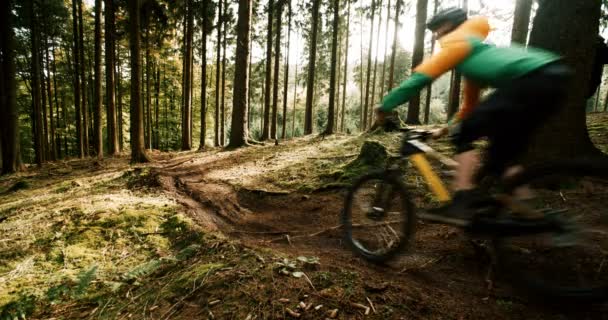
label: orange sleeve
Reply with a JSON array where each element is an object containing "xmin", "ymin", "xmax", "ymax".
[
  {"xmin": 414, "ymin": 37, "xmax": 472, "ymax": 79},
  {"xmin": 456, "ymin": 78, "xmax": 481, "ymax": 120}
]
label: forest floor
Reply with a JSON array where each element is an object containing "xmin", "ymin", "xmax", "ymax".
[{"xmin": 1, "ymin": 113, "xmax": 608, "ymax": 320}]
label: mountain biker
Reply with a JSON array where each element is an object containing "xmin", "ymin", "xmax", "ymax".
[{"xmin": 373, "ymin": 7, "xmax": 572, "ymax": 223}]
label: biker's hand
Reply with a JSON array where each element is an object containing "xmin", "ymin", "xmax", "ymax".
[
  {"xmin": 431, "ymin": 127, "xmax": 449, "ymax": 139},
  {"xmin": 373, "ymin": 106, "xmax": 387, "ymax": 126}
]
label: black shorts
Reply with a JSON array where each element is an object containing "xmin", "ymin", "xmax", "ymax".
[{"xmin": 452, "ymin": 62, "xmax": 572, "ymax": 177}]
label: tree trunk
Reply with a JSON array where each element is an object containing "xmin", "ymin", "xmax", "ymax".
[
  {"xmin": 340, "ymin": 0, "xmax": 351, "ymax": 133},
  {"xmin": 406, "ymin": 0, "xmax": 427, "ymax": 124},
  {"xmin": 304, "ymin": 0, "xmax": 321, "ymax": 135},
  {"xmin": 325, "ymin": 0, "xmax": 340, "ymax": 135},
  {"xmin": 214, "ymin": 0, "xmax": 222, "ymax": 146},
  {"xmin": 1, "ymin": 0, "xmax": 22, "ymax": 174},
  {"xmin": 93, "ymin": 0, "xmax": 103, "ymax": 158},
  {"xmin": 261, "ymin": 0, "xmax": 274, "ymax": 140},
  {"xmin": 200, "ymin": 0, "xmax": 209, "ymax": 150},
  {"xmin": 527, "ymin": 0, "xmax": 602, "ymax": 160},
  {"xmin": 292, "ymin": 58, "xmax": 298, "ymax": 137},
  {"xmin": 271, "ymin": 0, "xmax": 283, "ymax": 140},
  {"xmin": 228, "ymin": 0, "xmax": 252, "ymax": 148},
  {"xmin": 181, "ymin": 0, "xmax": 194, "ymax": 150},
  {"xmin": 281, "ymin": 0, "xmax": 292, "ymax": 140},
  {"xmin": 128, "ymin": 0, "xmax": 149, "ymax": 163},
  {"xmin": 51, "ymin": 46, "xmax": 62, "ymax": 158},
  {"xmin": 362, "ymin": 0, "xmax": 377, "ymax": 130},
  {"xmin": 40, "ymin": 45, "xmax": 49, "ymax": 161},
  {"xmin": 45, "ymin": 37, "xmax": 56, "ymax": 161},
  {"xmin": 116, "ymin": 44, "xmax": 124, "ymax": 151},
  {"xmin": 145, "ymin": 31, "xmax": 152, "ymax": 150},
  {"xmin": 78, "ymin": 0, "xmax": 89, "ymax": 156},
  {"xmin": 447, "ymin": 0, "xmax": 467, "ymax": 121},
  {"xmin": 379, "ymin": 0, "xmax": 391, "ymax": 98},
  {"xmin": 369, "ymin": 0, "xmax": 385, "ymax": 127},
  {"xmin": 154, "ymin": 64, "xmax": 160, "ymax": 149},
  {"xmin": 221, "ymin": 0, "xmax": 228, "ymax": 146},
  {"xmin": 105, "ymin": 0, "xmax": 119, "ymax": 155},
  {"xmin": 29, "ymin": 0, "xmax": 44, "ymax": 166},
  {"xmin": 424, "ymin": 0, "xmax": 438, "ymax": 125},
  {"xmin": 388, "ymin": 0, "xmax": 401, "ymax": 91},
  {"xmin": 511, "ymin": 0, "xmax": 533, "ymax": 45}
]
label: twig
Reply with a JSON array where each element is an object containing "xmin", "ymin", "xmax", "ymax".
[
  {"xmin": 365, "ymin": 296, "xmax": 377, "ymax": 314},
  {"xmin": 302, "ymin": 272, "xmax": 316, "ymax": 291}
]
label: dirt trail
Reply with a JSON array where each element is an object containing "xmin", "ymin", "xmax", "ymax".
[{"xmin": 154, "ymin": 135, "xmax": 607, "ymax": 319}]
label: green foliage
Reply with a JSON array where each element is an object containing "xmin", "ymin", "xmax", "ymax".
[
  {"xmin": 122, "ymin": 260, "xmax": 162, "ymax": 282},
  {"xmin": 0, "ymin": 293, "xmax": 36, "ymax": 320}
]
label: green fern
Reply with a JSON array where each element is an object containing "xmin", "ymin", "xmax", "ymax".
[
  {"xmin": 74, "ymin": 265, "xmax": 98, "ymax": 297},
  {"xmin": 0, "ymin": 293, "xmax": 36, "ymax": 320},
  {"xmin": 122, "ymin": 259, "xmax": 162, "ymax": 282}
]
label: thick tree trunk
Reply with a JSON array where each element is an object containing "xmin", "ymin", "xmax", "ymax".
[
  {"xmin": 271, "ymin": 0, "xmax": 283, "ymax": 140},
  {"xmin": 93, "ymin": 0, "xmax": 103, "ymax": 158},
  {"xmin": 116, "ymin": 45, "xmax": 124, "ymax": 151},
  {"xmin": 146, "ymin": 31, "xmax": 152, "ymax": 150},
  {"xmin": 527, "ymin": 0, "xmax": 602, "ymax": 160},
  {"xmin": 511, "ymin": 0, "xmax": 533, "ymax": 45},
  {"xmin": 304, "ymin": 0, "xmax": 321, "ymax": 135},
  {"xmin": 388, "ymin": 0, "xmax": 401, "ymax": 91},
  {"xmin": 369, "ymin": 0, "xmax": 383, "ymax": 127},
  {"xmin": 1, "ymin": 0, "xmax": 22, "ymax": 174},
  {"xmin": 128, "ymin": 0, "xmax": 149, "ymax": 163},
  {"xmin": 45, "ymin": 38, "xmax": 56, "ymax": 161},
  {"xmin": 340, "ymin": 0, "xmax": 351, "ymax": 133},
  {"xmin": 214, "ymin": 0, "xmax": 222, "ymax": 146},
  {"xmin": 379, "ymin": 0, "xmax": 391, "ymax": 99},
  {"xmin": 29, "ymin": 0, "xmax": 44, "ymax": 166},
  {"xmin": 105, "ymin": 0, "xmax": 119, "ymax": 155},
  {"xmin": 200, "ymin": 0, "xmax": 209, "ymax": 150},
  {"xmin": 406, "ymin": 0, "xmax": 427, "ymax": 124},
  {"xmin": 281, "ymin": 0, "xmax": 292, "ymax": 140},
  {"xmin": 325, "ymin": 0, "xmax": 340, "ymax": 135},
  {"xmin": 424, "ymin": 0, "xmax": 438, "ymax": 125},
  {"xmin": 228, "ymin": 0, "xmax": 252, "ymax": 148},
  {"xmin": 78, "ymin": 0, "xmax": 89, "ymax": 156},
  {"xmin": 221, "ymin": 0, "xmax": 227, "ymax": 146},
  {"xmin": 362, "ymin": 0, "xmax": 377, "ymax": 130},
  {"xmin": 261, "ymin": 0, "xmax": 274, "ymax": 140},
  {"xmin": 182, "ymin": 0, "xmax": 194, "ymax": 150}
]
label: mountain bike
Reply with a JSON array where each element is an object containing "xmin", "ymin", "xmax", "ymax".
[{"xmin": 342, "ymin": 128, "xmax": 608, "ymax": 301}]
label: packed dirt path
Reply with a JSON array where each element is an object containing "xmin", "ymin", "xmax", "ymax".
[{"xmin": 154, "ymin": 133, "xmax": 608, "ymax": 319}]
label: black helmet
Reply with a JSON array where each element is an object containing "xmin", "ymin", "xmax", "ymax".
[{"xmin": 426, "ymin": 7, "xmax": 467, "ymax": 31}]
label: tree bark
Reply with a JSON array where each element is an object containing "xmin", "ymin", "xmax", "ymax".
[
  {"xmin": 292, "ymin": 58, "xmax": 298, "ymax": 137},
  {"xmin": 424, "ymin": 0, "xmax": 438, "ymax": 124},
  {"xmin": 181, "ymin": 0, "xmax": 194, "ymax": 150},
  {"xmin": 527, "ymin": 0, "xmax": 602, "ymax": 160},
  {"xmin": 369, "ymin": 0, "xmax": 384, "ymax": 127},
  {"xmin": 214, "ymin": 0, "xmax": 222, "ymax": 146},
  {"xmin": 340, "ymin": 0, "xmax": 351, "ymax": 133},
  {"xmin": 271, "ymin": 0, "xmax": 283, "ymax": 140},
  {"xmin": 29, "ymin": 0, "xmax": 44, "ymax": 166},
  {"xmin": 388, "ymin": 0, "xmax": 401, "ymax": 91},
  {"xmin": 304, "ymin": 0, "xmax": 321, "ymax": 135},
  {"xmin": 379, "ymin": 0, "xmax": 391, "ymax": 99},
  {"xmin": 221, "ymin": 0, "xmax": 228, "ymax": 146},
  {"xmin": 406, "ymin": 0, "xmax": 427, "ymax": 125},
  {"xmin": 200, "ymin": 0, "xmax": 209, "ymax": 150},
  {"xmin": 45, "ymin": 37, "xmax": 56, "ymax": 161},
  {"xmin": 362, "ymin": 0, "xmax": 377, "ymax": 130},
  {"xmin": 325, "ymin": 0, "xmax": 340, "ymax": 135},
  {"xmin": 78, "ymin": 0, "xmax": 89, "ymax": 156},
  {"xmin": 105, "ymin": 0, "xmax": 119, "ymax": 155},
  {"xmin": 93, "ymin": 0, "xmax": 103, "ymax": 158},
  {"xmin": 281, "ymin": 0, "xmax": 292, "ymax": 139},
  {"xmin": 229, "ymin": 0, "xmax": 252, "ymax": 148},
  {"xmin": 511, "ymin": 0, "xmax": 533, "ymax": 45},
  {"xmin": 261, "ymin": 0, "xmax": 274, "ymax": 140},
  {"xmin": 1, "ymin": 0, "xmax": 22, "ymax": 174},
  {"xmin": 128, "ymin": 0, "xmax": 149, "ymax": 163}
]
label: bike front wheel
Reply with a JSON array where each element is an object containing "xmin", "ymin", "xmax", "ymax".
[
  {"xmin": 342, "ymin": 171, "xmax": 416, "ymax": 263},
  {"xmin": 494, "ymin": 159, "xmax": 608, "ymax": 301}
]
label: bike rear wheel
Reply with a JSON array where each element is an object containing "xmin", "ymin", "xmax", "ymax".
[
  {"xmin": 494, "ymin": 159, "xmax": 608, "ymax": 301},
  {"xmin": 342, "ymin": 171, "xmax": 416, "ymax": 263}
]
